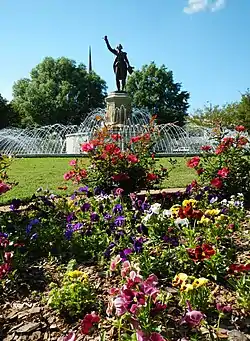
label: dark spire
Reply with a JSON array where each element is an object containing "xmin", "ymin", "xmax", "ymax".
[{"xmin": 88, "ymin": 46, "xmax": 92, "ymax": 73}]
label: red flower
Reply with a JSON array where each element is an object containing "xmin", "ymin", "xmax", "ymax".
[
  {"xmin": 217, "ymin": 167, "xmax": 229, "ymax": 178},
  {"xmin": 187, "ymin": 243, "xmax": 216, "ymax": 262},
  {"xmin": 196, "ymin": 168, "xmax": 204, "ymax": 175},
  {"xmin": 201, "ymin": 145, "xmax": 212, "ymax": 151},
  {"xmin": 112, "ymin": 173, "xmax": 130, "ymax": 182},
  {"xmin": 81, "ymin": 142, "xmax": 94, "ymax": 152},
  {"xmin": 80, "ymin": 169, "xmax": 87, "ymax": 178},
  {"xmin": 104, "ymin": 143, "xmax": 121, "ymax": 155},
  {"xmin": 237, "ymin": 136, "xmax": 249, "ymax": 146},
  {"xmin": 235, "ymin": 125, "xmax": 246, "ymax": 132},
  {"xmin": 0, "ymin": 182, "xmax": 10, "ymax": 194},
  {"xmin": 229, "ymin": 263, "xmax": 250, "ymax": 273},
  {"xmin": 127, "ymin": 154, "xmax": 138, "ymax": 163},
  {"xmin": 111, "ymin": 134, "xmax": 122, "ymax": 141},
  {"xmin": 211, "ymin": 177, "xmax": 223, "ymax": 189},
  {"xmin": 147, "ymin": 173, "xmax": 158, "ymax": 181},
  {"xmin": 186, "ymin": 156, "xmax": 200, "ymax": 168},
  {"xmin": 81, "ymin": 312, "xmax": 100, "ymax": 335},
  {"xmin": 0, "ymin": 263, "xmax": 11, "ymax": 279},
  {"xmin": 63, "ymin": 170, "xmax": 75, "ymax": 181},
  {"xmin": 130, "ymin": 136, "xmax": 141, "ymax": 143}
]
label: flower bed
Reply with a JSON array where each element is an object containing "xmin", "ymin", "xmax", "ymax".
[{"xmin": 0, "ymin": 125, "xmax": 250, "ymax": 341}]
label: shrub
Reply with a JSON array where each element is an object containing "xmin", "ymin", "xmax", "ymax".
[
  {"xmin": 187, "ymin": 125, "xmax": 250, "ymax": 198},
  {"xmin": 64, "ymin": 117, "xmax": 169, "ymax": 193}
]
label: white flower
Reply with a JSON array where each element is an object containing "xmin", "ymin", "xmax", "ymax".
[
  {"xmin": 150, "ymin": 203, "xmax": 161, "ymax": 215},
  {"xmin": 162, "ymin": 209, "xmax": 172, "ymax": 218},
  {"xmin": 142, "ymin": 213, "xmax": 152, "ymax": 224},
  {"xmin": 174, "ymin": 217, "xmax": 189, "ymax": 227}
]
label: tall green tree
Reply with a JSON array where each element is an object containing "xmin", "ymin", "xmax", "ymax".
[
  {"xmin": 12, "ymin": 57, "xmax": 107, "ymax": 126},
  {"xmin": 126, "ymin": 62, "xmax": 190, "ymax": 126}
]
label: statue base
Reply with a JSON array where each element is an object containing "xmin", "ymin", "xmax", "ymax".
[{"xmin": 105, "ymin": 92, "xmax": 132, "ymax": 126}]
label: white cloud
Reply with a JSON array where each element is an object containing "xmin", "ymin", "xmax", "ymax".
[{"xmin": 183, "ymin": 0, "xmax": 226, "ymax": 14}]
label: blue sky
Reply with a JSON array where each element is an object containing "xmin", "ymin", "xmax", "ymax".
[{"xmin": 0, "ymin": 0, "xmax": 249, "ymax": 112}]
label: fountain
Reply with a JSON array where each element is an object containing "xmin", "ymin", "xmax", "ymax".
[{"xmin": 0, "ymin": 36, "xmax": 214, "ymax": 156}]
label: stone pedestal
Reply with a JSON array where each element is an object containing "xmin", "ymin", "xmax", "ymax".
[{"xmin": 105, "ymin": 92, "xmax": 132, "ymax": 126}]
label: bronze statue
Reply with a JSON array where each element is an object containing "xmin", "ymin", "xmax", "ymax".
[{"xmin": 104, "ymin": 36, "xmax": 134, "ymax": 92}]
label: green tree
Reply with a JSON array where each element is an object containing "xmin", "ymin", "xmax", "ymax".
[
  {"xmin": 0, "ymin": 94, "xmax": 20, "ymax": 129},
  {"xmin": 189, "ymin": 90, "xmax": 250, "ymax": 132},
  {"xmin": 126, "ymin": 62, "xmax": 190, "ymax": 125},
  {"xmin": 12, "ymin": 57, "xmax": 107, "ymax": 126}
]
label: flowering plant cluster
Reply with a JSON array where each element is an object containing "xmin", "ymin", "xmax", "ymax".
[
  {"xmin": 48, "ymin": 267, "xmax": 95, "ymax": 318},
  {"xmin": 63, "ymin": 117, "xmax": 169, "ymax": 193},
  {"xmin": 0, "ymin": 154, "xmax": 12, "ymax": 195},
  {"xmin": 107, "ymin": 261, "xmax": 168, "ymax": 340},
  {"xmin": 187, "ymin": 125, "xmax": 250, "ymax": 198}
]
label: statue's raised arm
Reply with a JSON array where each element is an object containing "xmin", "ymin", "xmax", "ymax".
[{"xmin": 104, "ymin": 36, "xmax": 117, "ymax": 55}]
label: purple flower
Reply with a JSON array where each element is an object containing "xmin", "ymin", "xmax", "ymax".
[
  {"xmin": 113, "ymin": 204, "xmax": 123, "ymax": 214},
  {"xmin": 114, "ymin": 216, "xmax": 126, "ymax": 227},
  {"xmin": 65, "ymin": 229, "xmax": 73, "ymax": 240},
  {"xmin": 90, "ymin": 212, "xmax": 99, "ymax": 222},
  {"xmin": 73, "ymin": 222, "xmax": 83, "ymax": 231},
  {"xmin": 70, "ymin": 193, "xmax": 76, "ymax": 200},
  {"xmin": 141, "ymin": 202, "xmax": 150, "ymax": 211},
  {"xmin": 216, "ymin": 303, "xmax": 232, "ymax": 314},
  {"xmin": 66, "ymin": 213, "xmax": 75, "ymax": 223},
  {"xmin": 9, "ymin": 199, "xmax": 21, "ymax": 211},
  {"xmin": 162, "ymin": 235, "xmax": 179, "ymax": 247},
  {"xmin": 133, "ymin": 237, "xmax": 145, "ymax": 253},
  {"xmin": 30, "ymin": 218, "xmax": 40, "ymax": 225},
  {"xmin": 81, "ymin": 203, "xmax": 91, "ymax": 212},
  {"xmin": 120, "ymin": 248, "xmax": 133, "ymax": 260},
  {"xmin": 181, "ymin": 301, "xmax": 205, "ymax": 328},
  {"xmin": 78, "ymin": 186, "xmax": 89, "ymax": 193},
  {"xmin": 26, "ymin": 224, "xmax": 33, "ymax": 234},
  {"xmin": 104, "ymin": 213, "xmax": 112, "ymax": 220}
]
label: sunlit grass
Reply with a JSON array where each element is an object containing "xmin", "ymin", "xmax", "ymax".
[{"xmin": 0, "ymin": 156, "xmax": 196, "ymax": 205}]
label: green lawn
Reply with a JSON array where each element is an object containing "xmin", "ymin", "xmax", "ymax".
[{"xmin": 0, "ymin": 157, "xmax": 196, "ymax": 205}]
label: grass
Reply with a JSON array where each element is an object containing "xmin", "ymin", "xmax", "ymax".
[{"xmin": 0, "ymin": 157, "xmax": 196, "ymax": 205}]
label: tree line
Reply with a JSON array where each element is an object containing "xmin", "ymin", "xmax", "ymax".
[{"xmin": 0, "ymin": 56, "xmax": 249, "ymax": 130}]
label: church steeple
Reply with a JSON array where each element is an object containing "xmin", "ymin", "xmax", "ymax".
[{"xmin": 88, "ymin": 46, "xmax": 92, "ymax": 73}]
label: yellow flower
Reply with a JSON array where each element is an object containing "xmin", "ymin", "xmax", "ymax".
[
  {"xmin": 192, "ymin": 277, "xmax": 209, "ymax": 288},
  {"xmin": 172, "ymin": 273, "xmax": 188, "ymax": 287},
  {"xmin": 170, "ymin": 205, "xmax": 181, "ymax": 216},
  {"xmin": 199, "ymin": 216, "xmax": 211, "ymax": 224},
  {"xmin": 180, "ymin": 283, "xmax": 194, "ymax": 292},
  {"xmin": 182, "ymin": 199, "xmax": 197, "ymax": 208},
  {"xmin": 66, "ymin": 270, "xmax": 89, "ymax": 283},
  {"xmin": 215, "ymin": 214, "xmax": 227, "ymax": 221},
  {"xmin": 205, "ymin": 209, "xmax": 220, "ymax": 216}
]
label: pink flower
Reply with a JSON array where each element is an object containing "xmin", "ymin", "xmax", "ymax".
[
  {"xmin": 186, "ymin": 156, "xmax": 200, "ymax": 168},
  {"xmin": 115, "ymin": 188, "xmax": 124, "ymax": 196},
  {"xmin": 129, "ymin": 270, "xmax": 143, "ymax": 284},
  {"xmin": 0, "ymin": 182, "xmax": 10, "ymax": 194},
  {"xmin": 81, "ymin": 142, "xmax": 94, "ymax": 152},
  {"xmin": 121, "ymin": 261, "xmax": 131, "ymax": 278},
  {"xmin": 110, "ymin": 254, "xmax": 122, "ymax": 271},
  {"xmin": 235, "ymin": 125, "xmax": 246, "ymax": 132},
  {"xmin": 217, "ymin": 167, "xmax": 229, "ymax": 178},
  {"xmin": 0, "ymin": 263, "xmax": 11, "ymax": 279},
  {"xmin": 181, "ymin": 301, "xmax": 204, "ymax": 328},
  {"xmin": 216, "ymin": 303, "xmax": 232, "ymax": 314},
  {"xmin": 69, "ymin": 159, "xmax": 77, "ymax": 166},
  {"xmin": 63, "ymin": 332, "xmax": 76, "ymax": 341},
  {"xmin": 136, "ymin": 330, "xmax": 166, "ymax": 341},
  {"xmin": 210, "ymin": 177, "xmax": 223, "ymax": 189},
  {"xmin": 63, "ymin": 170, "xmax": 75, "ymax": 181},
  {"xmin": 81, "ymin": 312, "xmax": 100, "ymax": 335},
  {"xmin": 114, "ymin": 296, "xmax": 127, "ymax": 316},
  {"xmin": 127, "ymin": 154, "xmax": 139, "ymax": 163}
]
